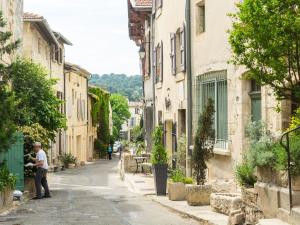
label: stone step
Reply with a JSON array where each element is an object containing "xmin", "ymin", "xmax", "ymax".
[
  {"xmin": 258, "ymin": 219, "xmax": 290, "ymax": 225},
  {"xmin": 291, "ymin": 207, "xmax": 300, "ymax": 223},
  {"xmin": 277, "ymin": 208, "xmax": 290, "ymax": 223}
]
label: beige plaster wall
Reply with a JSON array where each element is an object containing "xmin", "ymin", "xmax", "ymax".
[{"xmin": 65, "ymin": 69, "xmax": 88, "ymax": 163}]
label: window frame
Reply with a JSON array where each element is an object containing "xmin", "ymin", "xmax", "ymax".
[{"xmin": 196, "ymin": 70, "xmax": 228, "ymax": 150}]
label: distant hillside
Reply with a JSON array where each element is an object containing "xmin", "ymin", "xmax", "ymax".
[{"xmin": 89, "ymin": 74, "xmax": 143, "ymax": 101}]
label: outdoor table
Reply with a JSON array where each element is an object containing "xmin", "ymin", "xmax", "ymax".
[{"xmin": 133, "ymin": 156, "xmax": 147, "ymax": 174}]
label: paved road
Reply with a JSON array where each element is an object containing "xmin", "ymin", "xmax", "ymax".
[{"xmin": 2, "ymin": 158, "xmax": 200, "ymax": 225}]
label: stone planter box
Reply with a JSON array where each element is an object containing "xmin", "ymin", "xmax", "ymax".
[
  {"xmin": 256, "ymin": 166, "xmax": 287, "ymax": 187},
  {"xmin": 292, "ymin": 176, "xmax": 300, "ymax": 191},
  {"xmin": 186, "ymin": 184, "xmax": 212, "ymax": 206},
  {"xmin": 65, "ymin": 163, "xmax": 76, "ymax": 169},
  {"xmin": 168, "ymin": 182, "xmax": 186, "ymax": 201},
  {"xmin": 24, "ymin": 177, "xmax": 36, "ymax": 196},
  {"xmin": 0, "ymin": 188, "xmax": 13, "ymax": 210},
  {"xmin": 210, "ymin": 193, "xmax": 242, "ymax": 215}
]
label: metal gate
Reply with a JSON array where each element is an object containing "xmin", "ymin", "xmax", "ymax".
[{"xmin": 0, "ymin": 133, "xmax": 24, "ymax": 191}]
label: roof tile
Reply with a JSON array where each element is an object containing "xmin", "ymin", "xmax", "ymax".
[{"xmin": 23, "ymin": 12, "xmax": 44, "ymax": 20}]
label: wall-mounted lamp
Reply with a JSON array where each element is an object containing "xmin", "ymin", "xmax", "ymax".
[{"xmin": 139, "ymin": 45, "xmax": 146, "ymax": 60}]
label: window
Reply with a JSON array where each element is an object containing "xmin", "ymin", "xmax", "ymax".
[
  {"xmin": 130, "ymin": 117, "xmax": 136, "ymax": 127},
  {"xmin": 180, "ymin": 26, "xmax": 186, "ymax": 71},
  {"xmin": 249, "ymin": 80, "xmax": 262, "ymax": 122},
  {"xmin": 58, "ymin": 48, "xmax": 63, "ymax": 64},
  {"xmin": 170, "ymin": 33, "xmax": 176, "ymax": 75},
  {"xmin": 72, "ymin": 90, "xmax": 74, "ymax": 103},
  {"xmin": 196, "ymin": 2, "xmax": 205, "ymax": 34},
  {"xmin": 195, "ymin": 70, "xmax": 228, "ymax": 149},
  {"xmin": 38, "ymin": 38, "xmax": 41, "ymax": 54},
  {"xmin": 171, "ymin": 25, "xmax": 186, "ymax": 75},
  {"xmin": 135, "ymin": 108, "xmax": 140, "ymax": 114},
  {"xmin": 154, "ymin": 42, "xmax": 163, "ymax": 83}
]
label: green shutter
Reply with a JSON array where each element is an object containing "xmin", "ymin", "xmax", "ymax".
[{"xmin": 216, "ymin": 80, "xmax": 228, "ymax": 148}]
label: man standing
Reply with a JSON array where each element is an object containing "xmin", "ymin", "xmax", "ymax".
[{"xmin": 30, "ymin": 142, "xmax": 51, "ymax": 200}]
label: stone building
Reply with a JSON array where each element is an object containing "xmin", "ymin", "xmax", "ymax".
[
  {"xmin": 127, "ymin": 0, "xmax": 153, "ymax": 151},
  {"xmin": 64, "ymin": 62, "xmax": 90, "ymax": 163},
  {"xmin": 189, "ymin": 0, "xmax": 290, "ymax": 185},
  {"xmin": 0, "ymin": 0, "xmax": 23, "ymax": 64},
  {"xmin": 151, "ymin": 0, "xmax": 188, "ymax": 167},
  {"xmin": 23, "ymin": 12, "xmax": 72, "ymax": 166},
  {"xmin": 127, "ymin": 0, "xmax": 291, "ymax": 186}
]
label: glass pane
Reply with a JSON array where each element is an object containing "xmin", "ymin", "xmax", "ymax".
[{"xmin": 216, "ymin": 80, "xmax": 228, "ymax": 148}]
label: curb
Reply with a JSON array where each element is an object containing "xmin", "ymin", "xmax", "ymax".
[{"xmin": 149, "ymin": 196, "xmax": 218, "ymax": 225}]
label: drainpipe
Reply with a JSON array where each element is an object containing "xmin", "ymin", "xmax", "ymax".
[
  {"xmin": 151, "ymin": 13, "xmax": 156, "ymax": 131},
  {"xmin": 186, "ymin": 0, "xmax": 193, "ymax": 177}
]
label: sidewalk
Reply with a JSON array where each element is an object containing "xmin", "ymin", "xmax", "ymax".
[{"xmin": 124, "ymin": 172, "xmax": 229, "ymax": 225}]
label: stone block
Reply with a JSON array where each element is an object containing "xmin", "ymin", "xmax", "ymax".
[
  {"xmin": 186, "ymin": 184, "xmax": 212, "ymax": 206},
  {"xmin": 168, "ymin": 182, "xmax": 186, "ymax": 201},
  {"xmin": 241, "ymin": 188, "xmax": 258, "ymax": 206},
  {"xmin": 228, "ymin": 209, "xmax": 245, "ymax": 225},
  {"xmin": 210, "ymin": 193, "xmax": 242, "ymax": 215}
]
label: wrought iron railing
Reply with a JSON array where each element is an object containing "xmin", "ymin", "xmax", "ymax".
[{"xmin": 280, "ymin": 126, "xmax": 300, "ymax": 213}]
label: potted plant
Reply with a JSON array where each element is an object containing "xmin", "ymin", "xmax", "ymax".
[
  {"xmin": 186, "ymin": 98, "xmax": 215, "ymax": 206},
  {"xmin": 151, "ymin": 126, "xmax": 168, "ymax": 196},
  {"xmin": 0, "ymin": 163, "xmax": 16, "ymax": 209},
  {"xmin": 60, "ymin": 153, "xmax": 77, "ymax": 169},
  {"xmin": 168, "ymin": 169, "xmax": 193, "ymax": 201}
]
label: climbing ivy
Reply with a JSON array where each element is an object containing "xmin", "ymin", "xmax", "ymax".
[{"xmin": 89, "ymin": 87, "xmax": 110, "ymax": 157}]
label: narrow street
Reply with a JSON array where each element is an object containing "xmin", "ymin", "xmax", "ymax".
[{"xmin": 2, "ymin": 158, "xmax": 199, "ymax": 225}]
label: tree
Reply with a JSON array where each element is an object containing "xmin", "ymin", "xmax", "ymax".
[
  {"xmin": 110, "ymin": 94, "xmax": 131, "ymax": 140},
  {"xmin": 0, "ymin": 86, "xmax": 16, "ymax": 153},
  {"xmin": 192, "ymin": 98, "xmax": 215, "ymax": 185},
  {"xmin": 0, "ymin": 11, "xmax": 20, "ymax": 153},
  {"xmin": 10, "ymin": 60, "xmax": 66, "ymax": 141},
  {"xmin": 229, "ymin": 0, "xmax": 300, "ymax": 105},
  {"xmin": 89, "ymin": 87, "xmax": 110, "ymax": 157}
]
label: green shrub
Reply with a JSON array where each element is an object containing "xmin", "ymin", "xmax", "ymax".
[
  {"xmin": 170, "ymin": 169, "xmax": 194, "ymax": 184},
  {"xmin": 130, "ymin": 126, "xmax": 145, "ymax": 143},
  {"xmin": 245, "ymin": 121, "xmax": 277, "ymax": 169},
  {"xmin": 151, "ymin": 126, "xmax": 168, "ymax": 165},
  {"xmin": 235, "ymin": 162, "xmax": 257, "ymax": 188},
  {"xmin": 175, "ymin": 136, "xmax": 187, "ymax": 175},
  {"xmin": 0, "ymin": 163, "xmax": 16, "ymax": 191},
  {"xmin": 60, "ymin": 153, "xmax": 77, "ymax": 166},
  {"xmin": 183, "ymin": 177, "xmax": 194, "ymax": 184}
]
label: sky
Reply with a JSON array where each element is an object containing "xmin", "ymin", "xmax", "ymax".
[{"xmin": 24, "ymin": 0, "xmax": 140, "ymax": 75}]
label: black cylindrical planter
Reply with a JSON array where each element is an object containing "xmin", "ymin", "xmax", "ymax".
[{"xmin": 153, "ymin": 164, "xmax": 168, "ymax": 196}]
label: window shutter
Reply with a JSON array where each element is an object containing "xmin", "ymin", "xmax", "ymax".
[
  {"xmin": 172, "ymin": 122, "xmax": 177, "ymax": 153},
  {"xmin": 160, "ymin": 41, "xmax": 163, "ymax": 82},
  {"xmin": 153, "ymin": 47, "xmax": 156, "ymax": 80},
  {"xmin": 170, "ymin": 33, "xmax": 176, "ymax": 75},
  {"xmin": 180, "ymin": 25, "xmax": 186, "ymax": 72}
]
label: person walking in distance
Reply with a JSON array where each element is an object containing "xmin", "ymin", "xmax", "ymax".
[
  {"xmin": 108, "ymin": 145, "xmax": 113, "ymax": 160},
  {"xmin": 30, "ymin": 142, "xmax": 51, "ymax": 200}
]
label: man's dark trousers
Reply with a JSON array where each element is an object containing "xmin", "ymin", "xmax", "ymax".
[{"xmin": 35, "ymin": 168, "xmax": 50, "ymax": 198}]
